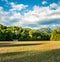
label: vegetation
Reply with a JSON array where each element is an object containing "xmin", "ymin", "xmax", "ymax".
[
  {"xmin": 0, "ymin": 41, "xmax": 60, "ymax": 62},
  {"xmin": 0, "ymin": 24, "xmax": 60, "ymax": 41},
  {"xmin": 50, "ymin": 28, "xmax": 60, "ymax": 41}
]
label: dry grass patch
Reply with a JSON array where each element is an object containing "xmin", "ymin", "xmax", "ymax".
[{"xmin": 0, "ymin": 41, "xmax": 60, "ymax": 62}]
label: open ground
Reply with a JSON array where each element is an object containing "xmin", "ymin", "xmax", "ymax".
[{"xmin": 0, "ymin": 41, "xmax": 60, "ymax": 62}]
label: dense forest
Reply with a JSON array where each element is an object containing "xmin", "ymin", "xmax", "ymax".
[{"xmin": 0, "ymin": 24, "xmax": 60, "ymax": 41}]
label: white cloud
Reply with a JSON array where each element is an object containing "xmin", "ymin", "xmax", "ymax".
[
  {"xmin": 9, "ymin": 12, "xmax": 22, "ymax": 20},
  {"xmin": 10, "ymin": 2, "xmax": 28, "ymax": 11},
  {"xmin": 50, "ymin": 3, "xmax": 59, "ymax": 9},
  {"xmin": 0, "ymin": 3, "xmax": 60, "ymax": 28},
  {"xmin": 42, "ymin": 1, "xmax": 47, "ymax": 5},
  {"xmin": 0, "ymin": 2, "xmax": 28, "ymax": 26},
  {"xmin": 20, "ymin": 4, "xmax": 60, "ymax": 25},
  {"xmin": 0, "ymin": 7, "xmax": 9, "ymax": 24}
]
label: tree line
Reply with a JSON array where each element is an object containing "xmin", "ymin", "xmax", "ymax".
[{"xmin": 0, "ymin": 24, "xmax": 60, "ymax": 41}]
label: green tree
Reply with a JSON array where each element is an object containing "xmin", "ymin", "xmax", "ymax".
[
  {"xmin": 50, "ymin": 29, "xmax": 60, "ymax": 41},
  {"xmin": 18, "ymin": 28, "xmax": 31, "ymax": 41},
  {"xmin": 0, "ymin": 29, "xmax": 13, "ymax": 41},
  {"xmin": 29, "ymin": 30, "xmax": 41, "ymax": 40},
  {"xmin": 0, "ymin": 24, "xmax": 7, "ymax": 30},
  {"xmin": 40, "ymin": 32, "xmax": 50, "ymax": 40}
]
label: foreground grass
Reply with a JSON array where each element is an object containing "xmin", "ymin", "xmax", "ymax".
[{"xmin": 0, "ymin": 41, "xmax": 60, "ymax": 62}]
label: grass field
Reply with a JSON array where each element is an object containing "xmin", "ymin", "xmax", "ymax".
[{"xmin": 0, "ymin": 41, "xmax": 60, "ymax": 62}]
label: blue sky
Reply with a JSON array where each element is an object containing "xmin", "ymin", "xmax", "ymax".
[
  {"xmin": 0, "ymin": 0, "xmax": 59, "ymax": 11},
  {"xmin": 0, "ymin": 0, "xmax": 60, "ymax": 29}
]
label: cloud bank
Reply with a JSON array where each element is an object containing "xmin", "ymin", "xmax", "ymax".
[{"xmin": 0, "ymin": 2, "xmax": 60, "ymax": 28}]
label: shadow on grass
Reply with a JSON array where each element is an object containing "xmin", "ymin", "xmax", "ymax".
[
  {"xmin": 0, "ymin": 49, "xmax": 60, "ymax": 62},
  {"xmin": 0, "ymin": 43, "xmax": 44, "ymax": 47}
]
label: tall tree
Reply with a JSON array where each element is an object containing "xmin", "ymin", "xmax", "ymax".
[{"xmin": 50, "ymin": 29, "xmax": 60, "ymax": 41}]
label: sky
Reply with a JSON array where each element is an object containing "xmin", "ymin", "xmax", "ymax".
[{"xmin": 0, "ymin": 0, "xmax": 60, "ymax": 29}]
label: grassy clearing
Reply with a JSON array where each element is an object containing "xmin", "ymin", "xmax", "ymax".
[{"xmin": 0, "ymin": 41, "xmax": 60, "ymax": 62}]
